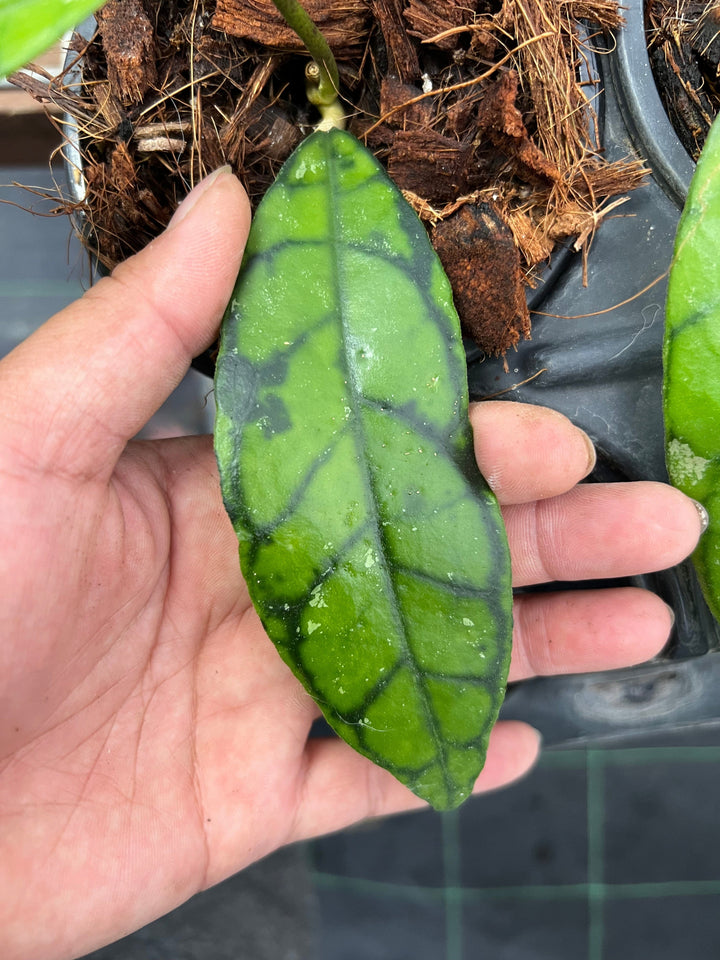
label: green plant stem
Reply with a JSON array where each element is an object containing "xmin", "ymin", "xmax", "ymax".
[{"xmin": 270, "ymin": 0, "xmax": 339, "ymax": 107}]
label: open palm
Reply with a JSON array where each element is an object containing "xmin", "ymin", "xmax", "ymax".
[{"xmin": 0, "ymin": 171, "xmax": 702, "ymax": 960}]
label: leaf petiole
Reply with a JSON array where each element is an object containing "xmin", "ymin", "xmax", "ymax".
[{"xmin": 270, "ymin": 0, "xmax": 340, "ymax": 110}]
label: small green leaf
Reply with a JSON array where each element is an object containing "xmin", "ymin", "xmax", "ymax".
[
  {"xmin": 214, "ymin": 129, "xmax": 513, "ymax": 810},
  {"xmin": 0, "ymin": 0, "xmax": 104, "ymax": 78},
  {"xmin": 664, "ymin": 114, "xmax": 720, "ymax": 622}
]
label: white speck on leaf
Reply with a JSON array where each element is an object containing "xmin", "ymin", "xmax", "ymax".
[
  {"xmin": 667, "ymin": 438, "xmax": 709, "ymax": 487},
  {"xmin": 309, "ymin": 585, "xmax": 327, "ymax": 608},
  {"xmin": 364, "ymin": 548, "xmax": 378, "ymax": 568}
]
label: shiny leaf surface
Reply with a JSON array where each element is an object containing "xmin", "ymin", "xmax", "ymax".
[
  {"xmin": 214, "ymin": 129, "xmax": 513, "ymax": 809},
  {"xmin": 664, "ymin": 114, "xmax": 720, "ymax": 622}
]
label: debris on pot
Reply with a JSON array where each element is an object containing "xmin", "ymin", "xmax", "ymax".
[
  {"xmin": 9, "ymin": 0, "xmax": 648, "ymax": 358},
  {"xmin": 646, "ymin": 0, "xmax": 720, "ymax": 162}
]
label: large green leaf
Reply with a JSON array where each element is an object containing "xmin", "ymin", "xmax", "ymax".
[
  {"xmin": 664, "ymin": 114, "xmax": 720, "ymax": 622},
  {"xmin": 214, "ymin": 129, "xmax": 513, "ymax": 810},
  {"xmin": 0, "ymin": 0, "xmax": 104, "ymax": 78}
]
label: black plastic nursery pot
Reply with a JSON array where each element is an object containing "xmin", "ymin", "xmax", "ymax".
[
  {"xmin": 62, "ymin": 0, "xmax": 720, "ymax": 747},
  {"xmin": 494, "ymin": 0, "xmax": 720, "ymax": 745}
]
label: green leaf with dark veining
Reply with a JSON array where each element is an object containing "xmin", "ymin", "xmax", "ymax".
[
  {"xmin": 214, "ymin": 129, "xmax": 513, "ymax": 810},
  {"xmin": 664, "ymin": 114, "xmax": 720, "ymax": 624}
]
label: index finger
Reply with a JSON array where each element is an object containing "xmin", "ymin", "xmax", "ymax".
[
  {"xmin": 0, "ymin": 169, "xmax": 250, "ymax": 484},
  {"xmin": 470, "ymin": 400, "xmax": 597, "ymax": 505}
]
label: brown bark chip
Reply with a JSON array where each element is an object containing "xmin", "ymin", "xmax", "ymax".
[
  {"xmin": 96, "ymin": 0, "xmax": 158, "ymax": 106},
  {"xmin": 212, "ymin": 0, "xmax": 369, "ymax": 56},
  {"xmin": 379, "ymin": 78, "xmax": 435, "ymax": 130},
  {"xmin": 475, "ymin": 72, "xmax": 560, "ymax": 186},
  {"xmin": 371, "ymin": 0, "xmax": 420, "ymax": 84},
  {"xmin": 432, "ymin": 203, "xmax": 531, "ymax": 357},
  {"xmin": 404, "ymin": 0, "xmax": 479, "ymax": 50},
  {"xmin": 388, "ymin": 129, "xmax": 477, "ymax": 204}
]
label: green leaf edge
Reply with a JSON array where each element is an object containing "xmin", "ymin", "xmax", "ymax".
[{"xmin": 663, "ymin": 113, "xmax": 720, "ymax": 623}]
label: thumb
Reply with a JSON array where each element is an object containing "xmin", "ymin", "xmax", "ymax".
[{"xmin": 0, "ymin": 167, "xmax": 251, "ymax": 483}]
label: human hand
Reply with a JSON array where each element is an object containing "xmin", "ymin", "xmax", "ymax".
[{"xmin": 0, "ymin": 169, "xmax": 703, "ymax": 960}]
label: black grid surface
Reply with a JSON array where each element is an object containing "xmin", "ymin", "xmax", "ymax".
[{"xmin": 311, "ymin": 728, "xmax": 720, "ymax": 960}]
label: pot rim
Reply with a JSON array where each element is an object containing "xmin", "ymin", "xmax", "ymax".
[{"xmin": 609, "ymin": 0, "xmax": 696, "ymax": 208}]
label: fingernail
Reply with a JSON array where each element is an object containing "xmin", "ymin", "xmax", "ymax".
[
  {"xmin": 169, "ymin": 165, "xmax": 233, "ymax": 228},
  {"xmin": 665, "ymin": 602, "xmax": 676, "ymax": 632},
  {"xmin": 580, "ymin": 429, "xmax": 597, "ymax": 474},
  {"xmin": 692, "ymin": 498, "xmax": 710, "ymax": 534}
]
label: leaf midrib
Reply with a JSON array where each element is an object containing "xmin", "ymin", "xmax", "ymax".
[{"xmin": 323, "ymin": 132, "xmax": 454, "ymax": 796}]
